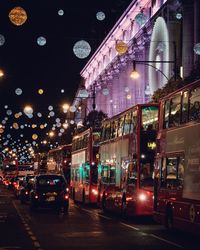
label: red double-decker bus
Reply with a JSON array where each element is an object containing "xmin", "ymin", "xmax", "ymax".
[
  {"xmin": 70, "ymin": 128, "xmax": 100, "ymax": 204},
  {"xmin": 154, "ymin": 79, "xmax": 200, "ymax": 233},
  {"xmin": 98, "ymin": 103, "xmax": 159, "ymax": 216},
  {"xmin": 47, "ymin": 144, "xmax": 72, "ymax": 184}
]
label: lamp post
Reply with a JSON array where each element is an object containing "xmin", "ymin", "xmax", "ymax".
[{"xmin": 130, "ymin": 41, "xmax": 177, "ymax": 81}]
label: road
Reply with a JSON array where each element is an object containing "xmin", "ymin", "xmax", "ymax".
[{"xmin": 0, "ymin": 184, "xmax": 199, "ymax": 250}]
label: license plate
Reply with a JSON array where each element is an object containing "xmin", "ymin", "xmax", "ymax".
[{"xmin": 46, "ymin": 196, "xmax": 55, "ymax": 202}]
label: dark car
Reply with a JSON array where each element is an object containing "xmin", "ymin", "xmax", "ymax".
[
  {"xmin": 20, "ymin": 175, "xmax": 35, "ymax": 204},
  {"xmin": 29, "ymin": 174, "xmax": 69, "ymax": 213}
]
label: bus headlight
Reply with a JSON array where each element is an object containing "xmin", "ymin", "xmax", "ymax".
[{"xmin": 138, "ymin": 193, "xmax": 147, "ymax": 201}]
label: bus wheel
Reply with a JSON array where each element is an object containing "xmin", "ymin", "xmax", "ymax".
[{"xmin": 165, "ymin": 207, "xmax": 173, "ymax": 229}]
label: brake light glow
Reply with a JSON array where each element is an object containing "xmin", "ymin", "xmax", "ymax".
[
  {"xmin": 138, "ymin": 193, "xmax": 147, "ymax": 201},
  {"xmin": 91, "ymin": 188, "xmax": 98, "ymax": 196},
  {"xmin": 64, "ymin": 194, "xmax": 69, "ymax": 200}
]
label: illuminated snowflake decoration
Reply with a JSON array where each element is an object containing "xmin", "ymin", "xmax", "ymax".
[{"xmin": 73, "ymin": 40, "xmax": 91, "ymax": 59}]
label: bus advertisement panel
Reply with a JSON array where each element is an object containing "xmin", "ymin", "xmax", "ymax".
[
  {"xmin": 70, "ymin": 128, "xmax": 100, "ymax": 204},
  {"xmin": 154, "ymin": 79, "xmax": 200, "ymax": 233},
  {"xmin": 98, "ymin": 104, "xmax": 159, "ymax": 216}
]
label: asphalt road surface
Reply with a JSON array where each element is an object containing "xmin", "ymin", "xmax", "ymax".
[{"xmin": 0, "ymin": 184, "xmax": 199, "ymax": 250}]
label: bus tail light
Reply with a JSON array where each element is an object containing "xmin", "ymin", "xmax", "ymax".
[{"xmin": 91, "ymin": 188, "xmax": 98, "ymax": 196}]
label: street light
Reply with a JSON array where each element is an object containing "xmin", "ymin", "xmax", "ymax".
[
  {"xmin": 130, "ymin": 41, "xmax": 177, "ymax": 82},
  {"xmin": 130, "ymin": 60, "xmax": 171, "ymax": 82}
]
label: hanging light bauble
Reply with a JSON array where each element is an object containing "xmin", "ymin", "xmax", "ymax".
[
  {"xmin": 73, "ymin": 40, "xmax": 91, "ymax": 59},
  {"xmin": 9, "ymin": 7, "xmax": 27, "ymax": 26},
  {"xmin": 194, "ymin": 43, "xmax": 200, "ymax": 55},
  {"xmin": 115, "ymin": 40, "xmax": 128, "ymax": 55}
]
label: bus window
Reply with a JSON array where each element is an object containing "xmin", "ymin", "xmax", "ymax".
[
  {"xmin": 91, "ymin": 164, "xmax": 98, "ymax": 184},
  {"xmin": 189, "ymin": 86, "xmax": 200, "ymax": 121},
  {"xmin": 105, "ymin": 122, "xmax": 111, "ymax": 140},
  {"xmin": 118, "ymin": 116, "xmax": 125, "ymax": 137},
  {"xmin": 140, "ymin": 163, "xmax": 153, "ymax": 187},
  {"xmin": 130, "ymin": 110, "xmax": 137, "ymax": 133},
  {"xmin": 163, "ymin": 100, "xmax": 170, "ymax": 129},
  {"xmin": 161, "ymin": 158, "xmax": 167, "ymax": 187},
  {"xmin": 169, "ymin": 95, "xmax": 181, "ymax": 127},
  {"xmin": 101, "ymin": 125, "xmax": 106, "ymax": 141},
  {"xmin": 178, "ymin": 156, "xmax": 185, "ymax": 187},
  {"xmin": 127, "ymin": 162, "xmax": 137, "ymax": 186},
  {"xmin": 109, "ymin": 166, "xmax": 116, "ymax": 184},
  {"xmin": 123, "ymin": 112, "xmax": 131, "ymax": 135},
  {"xmin": 75, "ymin": 169, "xmax": 80, "ymax": 182},
  {"xmin": 142, "ymin": 106, "xmax": 158, "ymax": 131},
  {"xmin": 181, "ymin": 91, "xmax": 189, "ymax": 123},
  {"xmin": 101, "ymin": 165, "xmax": 109, "ymax": 183},
  {"xmin": 166, "ymin": 157, "xmax": 177, "ymax": 182},
  {"xmin": 83, "ymin": 164, "xmax": 90, "ymax": 183},
  {"xmin": 112, "ymin": 120, "xmax": 118, "ymax": 138},
  {"xmin": 93, "ymin": 132, "xmax": 100, "ymax": 146}
]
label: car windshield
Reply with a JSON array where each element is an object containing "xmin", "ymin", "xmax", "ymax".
[{"xmin": 36, "ymin": 175, "xmax": 66, "ymax": 190}]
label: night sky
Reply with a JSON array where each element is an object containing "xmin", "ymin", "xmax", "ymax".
[{"xmin": 0, "ymin": 0, "xmax": 132, "ymax": 160}]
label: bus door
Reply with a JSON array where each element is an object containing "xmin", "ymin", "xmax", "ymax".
[
  {"xmin": 157, "ymin": 155, "xmax": 185, "ymax": 215},
  {"xmin": 126, "ymin": 161, "xmax": 137, "ymax": 200},
  {"xmin": 82, "ymin": 162, "xmax": 90, "ymax": 202}
]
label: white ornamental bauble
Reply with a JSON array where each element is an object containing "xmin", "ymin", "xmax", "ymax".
[
  {"xmin": 15, "ymin": 88, "xmax": 23, "ymax": 95},
  {"xmin": 96, "ymin": 11, "xmax": 105, "ymax": 21},
  {"xmin": 73, "ymin": 40, "xmax": 91, "ymax": 59},
  {"xmin": 0, "ymin": 34, "xmax": 5, "ymax": 46},
  {"xmin": 194, "ymin": 43, "xmax": 200, "ymax": 55},
  {"xmin": 37, "ymin": 36, "xmax": 46, "ymax": 46}
]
